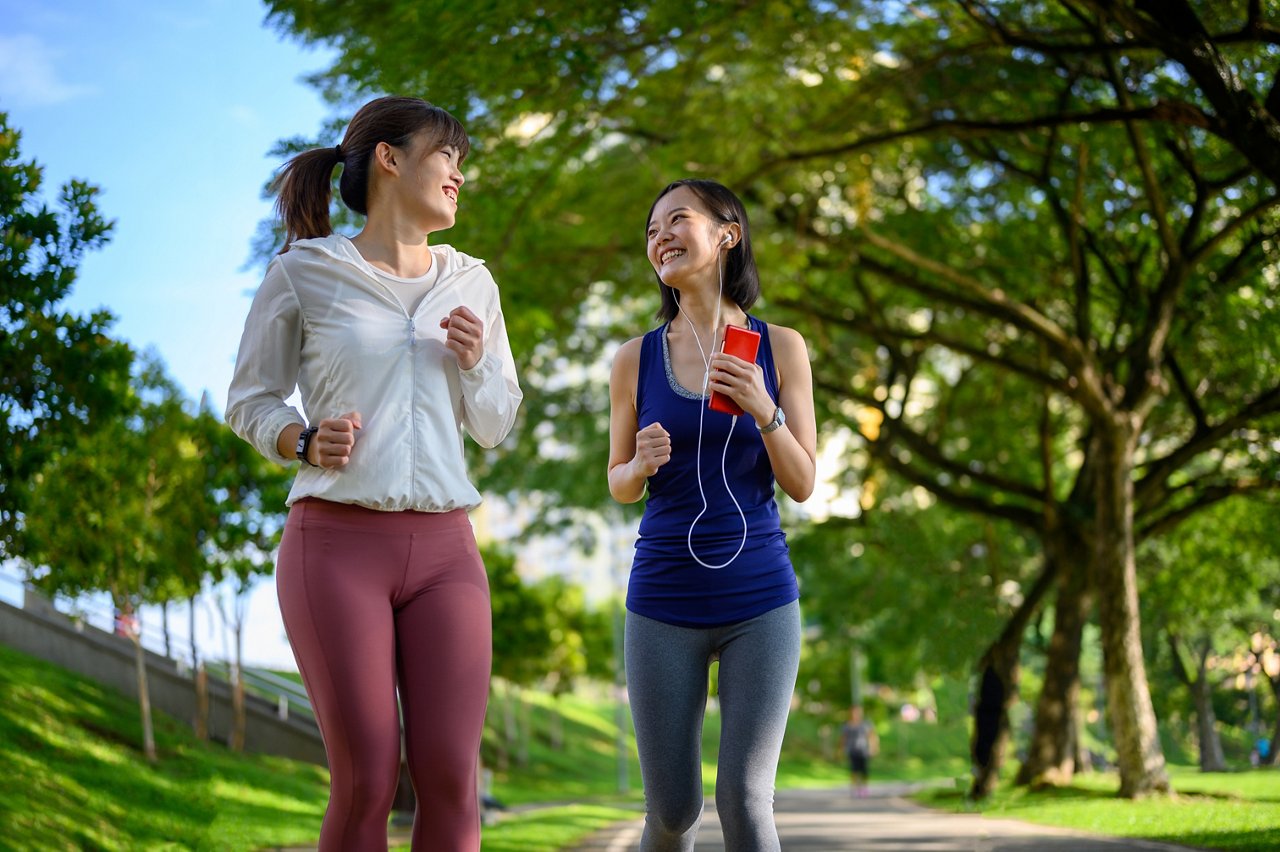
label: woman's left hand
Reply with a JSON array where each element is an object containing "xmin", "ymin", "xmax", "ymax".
[
  {"xmin": 708, "ymin": 352, "xmax": 773, "ymax": 425},
  {"xmin": 441, "ymin": 306, "xmax": 484, "ymax": 371}
]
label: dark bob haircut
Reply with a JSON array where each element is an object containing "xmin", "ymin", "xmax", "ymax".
[{"xmin": 646, "ymin": 179, "xmax": 761, "ymax": 323}]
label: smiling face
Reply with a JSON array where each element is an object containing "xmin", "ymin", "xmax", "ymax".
[
  {"xmin": 646, "ymin": 185, "xmax": 729, "ymax": 289},
  {"xmin": 379, "ymin": 133, "xmax": 465, "ymax": 234}
]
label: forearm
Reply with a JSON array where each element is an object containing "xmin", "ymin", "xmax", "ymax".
[
  {"xmin": 608, "ymin": 459, "xmax": 649, "ymax": 504},
  {"xmin": 459, "ymin": 352, "xmax": 523, "ymax": 448},
  {"xmin": 762, "ymin": 426, "xmax": 816, "ymax": 502}
]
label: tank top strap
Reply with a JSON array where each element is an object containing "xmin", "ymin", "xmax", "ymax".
[
  {"xmin": 749, "ymin": 315, "xmax": 780, "ymax": 400},
  {"xmin": 635, "ymin": 324, "xmax": 667, "ymax": 416}
]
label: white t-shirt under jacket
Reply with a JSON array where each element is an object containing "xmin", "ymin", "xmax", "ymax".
[{"xmin": 226, "ymin": 234, "xmax": 523, "ymax": 513}]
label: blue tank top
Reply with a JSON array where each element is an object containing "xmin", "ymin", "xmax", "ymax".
[{"xmin": 627, "ymin": 315, "xmax": 799, "ymax": 627}]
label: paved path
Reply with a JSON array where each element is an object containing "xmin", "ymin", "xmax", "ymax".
[{"xmin": 567, "ymin": 785, "xmax": 1201, "ymax": 851}]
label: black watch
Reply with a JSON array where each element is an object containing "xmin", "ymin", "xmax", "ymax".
[{"xmin": 295, "ymin": 426, "xmax": 319, "ymax": 466}]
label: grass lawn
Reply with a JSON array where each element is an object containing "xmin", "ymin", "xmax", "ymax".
[
  {"xmin": 0, "ymin": 643, "xmax": 329, "ymax": 850},
  {"xmin": 917, "ymin": 764, "xmax": 1280, "ymax": 852}
]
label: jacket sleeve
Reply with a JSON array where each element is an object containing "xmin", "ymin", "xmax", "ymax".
[
  {"xmin": 225, "ymin": 258, "xmax": 307, "ymax": 464},
  {"xmin": 458, "ymin": 282, "xmax": 523, "ymax": 448}
]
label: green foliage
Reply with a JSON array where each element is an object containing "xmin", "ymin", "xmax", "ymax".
[
  {"xmin": 20, "ymin": 356, "xmax": 292, "ymax": 616},
  {"xmin": 263, "ymin": 0, "xmax": 1280, "ymax": 549},
  {"xmin": 487, "ymin": 544, "xmax": 556, "ymax": 686},
  {"xmin": 793, "ymin": 496, "xmax": 1041, "ymax": 697},
  {"xmin": 0, "ymin": 112, "xmax": 132, "ymax": 557}
]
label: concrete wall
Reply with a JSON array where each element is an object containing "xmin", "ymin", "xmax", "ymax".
[{"xmin": 0, "ymin": 596, "xmax": 326, "ymax": 767}]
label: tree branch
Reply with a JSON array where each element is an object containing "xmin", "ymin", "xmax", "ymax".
[
  {"xmin": 756, "ymin": 101, "xmax": 1215, "ymax": 181},
  {"xmin": 1189, "ymin": 193, "xmax": 1280, "ymax": 266},
  {"xmin": 1136, "ymin": 383, "xmax": 1280, "ymax": 507},
  {"xmin": 815, "ymin": 377, "xmax": 1045, "ymax": 527},
  {"xmin": 1139, "ymin": 477, "xmax": 1277, "ymax": 540},
  {"xmin": 854, "ymin": 231, "xmax": 1111, "ymax": 416},
  {"xmin": 1076, "ymin": 0, "xmax": 1280, "ymax": 186}
]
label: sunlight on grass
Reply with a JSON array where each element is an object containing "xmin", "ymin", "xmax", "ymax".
[{"xmin": 918, "ymin": 767, "xmax": 1280, "ymax": 852}]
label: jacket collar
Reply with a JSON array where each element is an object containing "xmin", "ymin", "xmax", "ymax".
[{"xmin": 288, "ymin": 234, "xmax": 485, "ymax": 282}]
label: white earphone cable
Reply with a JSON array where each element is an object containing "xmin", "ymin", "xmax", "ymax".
[{"xmin": 674, "ymin": 237, "xmax": 748, "ymax": 570}]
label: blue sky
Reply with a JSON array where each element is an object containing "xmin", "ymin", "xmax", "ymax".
[
  {"xmin": 2, "ymin": 0, "xmax": 335, "ymax": 412},
  {"xmin": 2, "ymin": 0, "xmax": 341, "ymax": 667}
]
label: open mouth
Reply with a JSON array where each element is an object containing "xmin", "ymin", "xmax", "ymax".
[
  {"xmin": 443, "ymin": 186, "xmax": 458, "ymax": 204},
  {"xmin": 660, "ymin": 248, "xmax": 686, "ymax": 265}
]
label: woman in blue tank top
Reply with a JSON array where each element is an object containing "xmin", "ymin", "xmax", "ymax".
[{"xmin": 607, "ymin": 179, "xmax": 817, "ymax": 851}]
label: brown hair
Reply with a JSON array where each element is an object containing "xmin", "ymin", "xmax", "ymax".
[{"xmin": 273, "ymin": 96, "xmax": 470, "ymax": 249}]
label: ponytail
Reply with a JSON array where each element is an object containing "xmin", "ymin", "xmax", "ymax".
[{"xmin": 274, "ymin": 146, "xmax": 344, "ymax": 250}]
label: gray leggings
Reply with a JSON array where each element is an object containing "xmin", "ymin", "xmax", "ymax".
[{"xmin": 625, "ymin": 601, "xmax": 801, "ymax": 852}]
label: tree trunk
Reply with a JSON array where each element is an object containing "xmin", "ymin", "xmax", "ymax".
[
  {"xmin": 969, "ymin": 560, "xmax": 1057, "ymax": 799},
  {"xmin": 161, "ymin": 601, "xmax": 171, "ymax": 659},
  {"xmin": 194, "ymin": 663, "xmax": 209, "ymax": 741},
  {"xmin": 231, "ymin": 627, "xmax": 246, "ymax": 752},
  {"xmin": 1192, "ymin": 649, "xmax": 1227, "ymax": 772},
  {"xmin": 1017, "ymin": 530, "xmax": 1091, "ymax": 787},
  {"xmin": 518, "ymin": 693, "xmax": 531, "ymax": 768},
  {"xmin": 1092, "ymin": 423, "xmax": 1170, "ymax": 797},
  {"xmin": 134, "ymin": 633, "xmax": 157, "ymax": 762},
  {"xmin": 550, "ymin": 695, "xmax": 565, "ymax": 751}
]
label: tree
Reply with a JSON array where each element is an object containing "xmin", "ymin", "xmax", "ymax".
[
  {"xmin": 1142, "ymin": 495, "xmax": 1280, "ymax": 771},
  {"xmin": 195, "ymin": 401, "xmax": 292, "ymax": 751},
  {"xmin": 0, "ymin": 113, "xmax": 132, "ymax": 557},
  {"xmin": 485, "ymin": 544, "xmax": 554, "ymax": 769},
  {"xmin": 22, "ymin": 359, "xmax": 209, "ymax": 761},
  {"xmin": 265, "ymin": 0, "xmax": 1280, "ymax": 797}
]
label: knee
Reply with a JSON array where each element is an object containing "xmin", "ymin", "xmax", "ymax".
[
  {"xmin": 715, "ymin": 776, "xmax": 774, "ymax": 824},
  {"xmin": 647, "ymin": 796, "xmax": 703, "ymax": 839},
  {"xmin": 335, "ymin": 763, "xmax": 399, "ymax": 818}
]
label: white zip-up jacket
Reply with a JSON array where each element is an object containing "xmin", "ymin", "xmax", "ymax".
[{"xmin": 226, "ymin": 234, "xmax": 523, "ymax": 512}]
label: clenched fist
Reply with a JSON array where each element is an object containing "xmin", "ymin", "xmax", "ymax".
[
  {"xmin": 633, "ymin": 421, "xmax": 672, "ymax": 477},
  {"xmin": 440, "ymin": 306, "xmax": 484, "ymax": 371},
  {"xmin": 312, "ymin": 411, "xmax": 362, "ymax": 469}
]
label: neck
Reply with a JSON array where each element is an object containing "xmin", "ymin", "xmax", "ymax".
[
  {"xmin": 672, "ymin": 289, "xmax": 746, "ymax": 333},
  {"xmin": 351, "ymin": 214, "xmax": 435, "ymax": 278}
]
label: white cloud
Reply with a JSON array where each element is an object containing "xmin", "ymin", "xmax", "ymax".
[{"xmin": 0, "ymin": 34, "xmax": 95, "ymax": 107}]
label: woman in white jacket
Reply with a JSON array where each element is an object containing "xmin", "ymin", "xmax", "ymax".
[{"xmin": 227, "ymin": 96, "xmax": 522, "ymax": 851}]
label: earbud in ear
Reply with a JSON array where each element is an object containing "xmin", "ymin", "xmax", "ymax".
[{"xmin": 722, "ymin": 235, "xmax": 733, "ymax": 246}]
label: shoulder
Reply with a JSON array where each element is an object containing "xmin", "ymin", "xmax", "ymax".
[
  {"xmin": 764, "ymin": 321, "xmax": 807, "ymax": 352},
  {"xmin": 611, "ymin": 336, "xmax": 646, "ymax": 374},
  {"xmin": 763, "ymin": 321, "xmax": 810, "ymax": 366}
]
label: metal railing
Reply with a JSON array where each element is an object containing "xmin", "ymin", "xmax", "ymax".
[{"xmin": 206, "ymin": 659, "xmax": 314, "ymax": 722}]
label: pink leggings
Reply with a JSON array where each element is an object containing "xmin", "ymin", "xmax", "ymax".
[{"xmin": 276, "ymin": 498, "xmax": 492, "ymax": 851}]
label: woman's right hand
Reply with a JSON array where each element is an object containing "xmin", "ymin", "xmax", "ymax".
[
  {"xmin": 632, "ymin": 421, "xmax": 671, "ymax": 477},
  {"xmin": 312, "ymin": 411, "xmax": 362, "ymax": 468}
]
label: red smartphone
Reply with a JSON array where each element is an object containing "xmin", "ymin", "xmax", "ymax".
[{"xmin": 708, "ymin": 324, "xmax": 761, "ymax": 415}]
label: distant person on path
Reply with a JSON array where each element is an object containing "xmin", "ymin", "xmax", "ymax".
[
  {"xmin": 840, "ymin": 706, "xmax": 879, "ymax": 798},
  {"xmin": 608, "ymin": 179, "xmax": 817, "ymax": 851},
  {"xmin": 227, "ymin": 96, "xmax": 522, "ymax": 851}
]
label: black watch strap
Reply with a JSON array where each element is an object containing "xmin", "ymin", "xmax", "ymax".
[{"xmin": 295, "ymin": 426, "xmax": 319, "ymax": 465}]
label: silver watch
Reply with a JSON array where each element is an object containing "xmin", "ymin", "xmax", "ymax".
[{"xmin": 759, "ymin": 406, "xmax": 785, "ymax": 434}]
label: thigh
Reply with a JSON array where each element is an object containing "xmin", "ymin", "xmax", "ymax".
[
  {"xmin": 715, "ymin": 602, "xmax": 801, "ymax": 783},
  {"xmin": 276, "ymin": 511, "xmax": 403, "ymax": 778},
  {"xmin": 625, "ymin": 612, "xmax": 714, "ymax": 807},
  {"xmin": 396, "ymin": 521, "xmax": 492, "ymax": 777}
]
